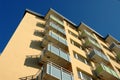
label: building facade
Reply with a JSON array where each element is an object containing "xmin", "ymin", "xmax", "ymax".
[{"xmin": 0, "ymin": 9, "xmax": 120, "ymax": 80}]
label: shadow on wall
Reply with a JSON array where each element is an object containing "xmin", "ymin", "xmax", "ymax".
[
  {"xmin": 34, "ymin": 30, "xmax": 45, "ymax": 37},
  {"xmin": 24, "ymin": 55, "xmax": 41, "ymax": 69},
  {"xmin": 36, "ymin": 22, "xmax": 45, "ymax": 28},
  {"xmin": 30, "ymin": 40, "xmax": 43, "ymax": 50}
]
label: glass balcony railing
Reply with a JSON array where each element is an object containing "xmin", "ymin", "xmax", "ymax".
[
  {"xmin": 89, "ymin": 49, "xmax": 109, "ymax": 63},
  {"xmin": 50, "ymin": 15, "xmax": 64, "ymax": 26},
  {"xmin": 49, "ymin": 22, "xmax": 66, "ymax": 35},
  {"xmin": 95, "ymin": 63, "xmax": 120, "ymax": 80},
  {"xmin": 49, "ymin": 31, "xmax": 67, "ymax": 46},
  {"xmin": 40, "ymin": 62, "xmax": 74, "ymax": 80},
  {"xmin": 89, "ymin": 38, "xmax": 101, "ymax": 48},
  {"xmin": 81, "ymin": 30, "xmax": 95, "ymax": 39},
  {"xmin": 40, "ymin": 43, "xmax": 71, "ymax": 70},
  {"xmin": 47, "ymin": 44, "xmax": 70, "ymax": 62},
  {"xmin": 84, "ymin": 38, "xmax": 101, "ymax": 49}
]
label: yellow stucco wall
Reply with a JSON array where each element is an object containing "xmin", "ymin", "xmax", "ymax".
[{"xmin": 0, "ymin": 12, "xmax": 45, "ymax": 80}]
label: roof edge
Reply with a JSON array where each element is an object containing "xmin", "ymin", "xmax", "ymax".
[
  {"xmin": 79, "ymin": 22, "xmax": 104, "ymax": 38},
  {"xmin": 49, "ymin": 8, "xmax": 77, "ymax": 26},
  {"xmin": 25, "ymin": 9, "xmax": 44, "ymax": 18},
  {"xmin": 24, "ymin": 9, "xmax": 119, "ymax": 42}
]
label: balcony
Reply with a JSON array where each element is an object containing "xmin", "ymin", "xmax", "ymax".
[
  {"xmin": 109, "ymin": 42, "xmax": 120, "ymax": 54},
  {"xmin": 49, "ymin": 22, "xmax": 66, "ymax": 35},
  {"xmin": 38, "ymin": 62, "xmax": 74, "ymax": 80},
  {"xmin": 40, "ymin": 44, "xmax": 71, "ymax": 70},
  {"xmin": 81, "ymin": 30, "xmax": 95, "ymax": 39},
  {"xmin": 83, "ymin": 37, "xmax": 101, "ymax": 49},
  {"xmin": 89, "ymin": 49, "xmax": 109, "ymax": 64},
  {"xmin": 50, "ymin": 15, "xmax": 64, "ymax": 26},
  {"xmin": 42, "ymin": 31, "xmax": 68, "ymax": 50},
  {"xmin": 117, "ymin": 54, "xmax": 120, "ymax": 61},
  {"xmin": 95, "ymin": 63, "xmax": 120, "ymax": 80}
]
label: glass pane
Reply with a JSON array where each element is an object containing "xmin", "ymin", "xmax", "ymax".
[
  {"xmin": 51, "ymin": 65, "xmax": 61, "ymax": 79},
  {"xmin": 47, "ymin": 64, "xmax": 51, "ymax": 74},
  {"xmin": 51, "ymin": 45, "xmax": 59, "ymax": 56},
  {"xmin": 94, "ymin": 49, "xmax": 101, "ymax": 57},
  {"xmin": 59, "ymin": 37, "xmax": 67, "ymax": 45},
  {"xmin": 104, "ymin": 65, "xmax": 111, "ymax": 74},
  {"xmin": 60, "ymin": 50, "xmax": 68, "ymax": 61},
  {"xmin": 48, "ymin": 44, "xmax": 51, "ymax": 51},
  {"xmin": 58, "ymin": 27, "xmax": 64, "ymax": 34},
  {"xmin": 62, "ymin": 71, "xmax": 72, "ymax": 80},
  {"xmin": 111, "ymin": 69, "xmax": 118, "ymax": 78},
  {"xmin": 102, "ymin": 54, "xmax": 108, "ymax": 61},
  {"xmin": 59, "ymin": 37, "xmax": 65, "ymax": 44},
  {"xmin": 50, "ymin": 15, "xmax": 64, "ymax": 26},
  {"xmin": 50, "ymin": 22, "xmax": 58, "ymax": 30},
  {"xmin": 51, "ymin": 32, "xmax": 59, "ymax": 40},
  {"xmin": 84, "ymin": 30, "xmax": 95, "ymax": 38},
  {"xmin": 67, "ymin": 55, "xmax": 70, "ymax": 62},
  {"xmin": 49, "ymin": 31, "xmax": 52, "ymax": 35}
]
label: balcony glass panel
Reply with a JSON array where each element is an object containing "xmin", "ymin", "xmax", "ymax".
[
  {"xmin": 58, "ymin": 27, "xmax": 65, "ymax": 34},
  {"xmin": 60, "ymin": 50, "xmax": 69, "ymax": 61},
  {"xmin": 51, "ymin": 65, "xmax": 61, "ymax": 79},
  {"xmin": 47, "ymin": 63, "xmax": 51, "ymax": 74},
  {"xmin": 59, "ymin": 36, "xmax": 67, "ymax": 46},
  {"xmin": 49, "ymin": 44, "xmax": 59, "ymax": 56},
  {"xmin": 48, "ymin": 44, "xmax": 70, "ymax": 62},
  {"xmin": 97, "ymin": 64, "xmax": 120, "ymax": 79},
  {"xmin": 51, "ymin": 31, "xmax": 59, "ymax": 40},
  {"xmin": 62, "ymin": 71, "xmax": 72, "ymax": 80},
  {"xmin": 88, "ymin": 38, "xmax": 101, "ymax": 48},
  {"xmin": 49, "ymin": 31, "xmax": 67, "ymax": 46},
  {"xmin": 46, "ymin": 63, "xmax": 73, "ymax": 80},
  {"xmin": 83, "ymin": 30, "xmax": 95, "ymax": 38},
  {"xmin": 50, "ymin": 22, "xmax": 57, "ymax": 30},
  {"xmin": 50, "ymin": 15, "xmax": 64, "ymax": 26},
  {"xmin": 93, "ymin": 49, "xmax": 109, "ymax": 61},
  {"xmin": 101, "ymin": 54, "xmax": 109, "ymax": 61},
  {"xmin": 50, "ymin": 22, "xmax": 66, "ymax": 35},
  {"xmin": 103, "ymin": 65, "xmax": 111, "ymax": 74}
]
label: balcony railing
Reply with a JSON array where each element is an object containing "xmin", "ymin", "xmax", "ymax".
[
  {"xmin": 95, "ymin": 63, "xmax": 120, "ymax": 80},
  {"xmin": 49, "ymin": 31, "xmax": 67, "ymax": 46},
  {"xmin": 50, "ymin": 15, "xmax": 64, "ymax": 26},
  {"xmin": 84, "ymin": 37, "xmax": 101, "ymax": 49},
  {"xmin": 109, "ymin": 42, "xmax": 120, "ymax": 54},
  {"xmin": 42, "ymin": 31, "xmax": 68, "ymax": 50},
  {"xmin": 39, "ymin": 62, "xmax": 74, "ymax": 80},
  {"xmin": 49, "ymin": 22, "xmax": 66, "ymax": 35},
  {"xmin": 40, "ymin": 44, "xmax": 71, "ymax": 70},
  {"xmin": 89, "ymin": 49, "xmax": 109, "ymax": 63},
  {"xmin": 81, "ymin": 30, "xmax": 95, "ymax": 39}
]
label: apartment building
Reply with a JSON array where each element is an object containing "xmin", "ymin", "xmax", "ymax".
[{"xmin": 0, "ymin": 8, "xmax": 120, "ymax": 80}]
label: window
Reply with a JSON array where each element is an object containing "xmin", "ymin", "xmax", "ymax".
[
  {"xmin": 73, "ymin": 51, "xmax": 91, "ymax": 66},
  {"xmin": 68, "ymin": 30, "xmax": 78, "ymax": 38},
  {"xmin": 71, "ymin": 39, "xmax": 82, "ymax": 49},
  {"xmin": 77, "ymin": 70, "xmax": 93, "ymax": 80}
]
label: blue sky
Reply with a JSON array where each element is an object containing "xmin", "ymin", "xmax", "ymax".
[{"xmin": 0, "ymin": 0, "xmax": 120, "ymax": 53}]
